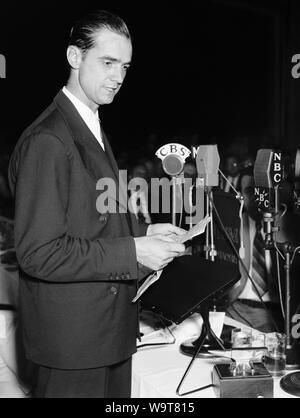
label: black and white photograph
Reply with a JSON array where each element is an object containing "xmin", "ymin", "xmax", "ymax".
[{"xmin": 1, "ymin": 0, "xmax": 300, "ymax": 401}]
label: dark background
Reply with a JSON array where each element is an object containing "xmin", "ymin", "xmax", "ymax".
[{"xmin": 0, "ymin": 0, "xmax": 300, "ymax": 157}]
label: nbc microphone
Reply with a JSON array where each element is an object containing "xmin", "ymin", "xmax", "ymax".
[
  {"xmin": 253, "ymin": 149, "xmax": 283, "ymax": 211},
  {"xmin": 253, "ymin": 149, "xmax": 283, "ymax": 247}
]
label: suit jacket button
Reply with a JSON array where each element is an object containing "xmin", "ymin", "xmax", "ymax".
[
  {"xmin": 99, "ymin": 215, "xmax": 107, "ymax": 223},
  {"xmin": 110, "ymin": 286, "xmax": 118, "ymax": 295}
]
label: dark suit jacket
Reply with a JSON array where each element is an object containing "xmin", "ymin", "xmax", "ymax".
[{"xmin": 8, "ymin": 90, "xmax": 148, "ymax": 370}]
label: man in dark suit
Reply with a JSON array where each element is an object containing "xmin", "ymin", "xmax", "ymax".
[
  {"xmin": 8, "ymin": 10, "xmax": 185, "ymax": 398},
  {"xmin": 225, "ymin": 172, "xmax": 286, "ymax": 333}
]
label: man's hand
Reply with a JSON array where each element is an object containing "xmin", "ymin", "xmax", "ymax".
[
  {"xmin": 134, "ymin": 235, "xmax": 186, "ymax": 271},
  {"xmin": 147, "ymin": 223, "xmax": 186, "ymax": 239}
]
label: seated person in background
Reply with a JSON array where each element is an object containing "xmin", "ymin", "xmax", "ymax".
[
  {"xmin": 220, "ymin": 155, "xmax": 241, "ymax": 194},
  {"xmin": 224, "ymin": 171, "xmax": 285, "ymax": 333}
]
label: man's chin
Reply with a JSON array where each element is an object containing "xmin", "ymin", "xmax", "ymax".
[{"xmin": 99, "ymin": 97, "xmax": 115, "ymax": 105}]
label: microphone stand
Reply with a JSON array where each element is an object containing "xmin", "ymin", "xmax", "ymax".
[
  {"xmin": 171, "ymin": 176, "xmax": 177, "ymax": 226},
  {"xmin": 204, "ymin": 187, "xmax": 217, "ymax": 261},
  {"xmin": 176, "ymin": 304, "xmax": 226, "ymax": 396},
  {"xmin": 171, "ymin": 174, "xmax": 184, "ymax": 226},
  {"xmin": 205, "ymin": 187, "xmax": 210, "ymax": 260},
  {"xmin": 181, "ymin": 169, "xmax": 245, "ymax": 359},
  {"xmin": 281, "ymin": 242, "xmax": 300, "ymax": 370},
  {"xmin": 279, "ymin": 240, "xmax": 300, "ymax": 397},
  {"xmin": 179, "ymin": 304, "xmax": 228, "ymax": 360},
  {"xmin": 181, "ymin": 186, "xmax": 230, "ymax": 359},
  {"xmin": 262, "ymin": 211, "xmax": 300, "ymax": 370}
]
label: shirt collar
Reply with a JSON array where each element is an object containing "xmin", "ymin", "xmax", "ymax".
[{"xmin": 62, "ymin": 86, "xmax": 100, "ymax": 123}]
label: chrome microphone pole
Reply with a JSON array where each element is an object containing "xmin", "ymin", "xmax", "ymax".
[
  {"xmin": 172, "ymin": 176, "xmax": 177, "ymax": 226},
  {"xmin": 262, "ymin": 211, "xmax": 300, "ymax": 369},
  {"xmin": 196, "ymin": 145, "xmax": 220, "ymax": 261},
  {"xmin": 205, "ymin": 187, "xmax": 210, "ymax": 260},
  {"xmin": 208, "ymin": 187, "xmax": 217, "ymax": 261},
  {"xmin": 284, "ymin": 247, "xmax": 292, "ymax": 362},
  {"xmin": 281, "ymin": 242, "xmax": 300, "ymax": 370}
]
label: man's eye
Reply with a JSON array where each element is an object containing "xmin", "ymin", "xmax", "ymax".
[
  {"xmin": 104, "ymin": 61, "xmax": 112, "ymax": 67},
  {"xmin": 123, "ymin": 66, "xmax": 130, "ymax": 72}
]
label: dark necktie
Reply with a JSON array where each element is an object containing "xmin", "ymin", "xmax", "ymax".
[{"xmin": 251, "ymin": 222, "xmax": 268, "ymax": 297}]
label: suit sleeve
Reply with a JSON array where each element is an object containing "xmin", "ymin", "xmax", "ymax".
[
  {"xmin": 129, "ymin": 213, "xmax": 149, "ymax": 237},
  {"xmin": 10, "ymin": 133, "xmax": 138, "ymax": 283}
]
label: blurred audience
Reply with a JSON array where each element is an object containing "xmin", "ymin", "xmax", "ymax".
[{"xmin": 219, "ymin": 155, "xmax": 242, "ymax": 194}]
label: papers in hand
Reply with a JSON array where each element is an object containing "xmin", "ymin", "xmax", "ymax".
[
  {"xmin": 173, "ymin": 215, "xmax": 211, "ymax": 244},
  {"xmin": 132, "ymin": 270, "xmax": 163, "ymax": 303},
  {"xmin": 132, "ymin": 215, "xmax": 211, "ymax": 303}
]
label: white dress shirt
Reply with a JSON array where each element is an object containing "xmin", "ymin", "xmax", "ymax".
[{"xmin": 62, "ymin": 87, "xmax": 105, "ymax": 150}]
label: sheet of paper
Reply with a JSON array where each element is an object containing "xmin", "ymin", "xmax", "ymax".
[
  {"xmin": 174, "ymin": 214, "xmax": 211, "ymax": 244},
  {"xmin": 132, "ymin": 270, "xmax": 163, "ymax": 303},
  {"xmin": 132, "ymin": 215, "xmax": 211, "ymax": 303}
]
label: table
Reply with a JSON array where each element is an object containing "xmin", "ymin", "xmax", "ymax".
[{"xmin": 132, "ymin": 314, "xmax": 298, "ymax": 398}]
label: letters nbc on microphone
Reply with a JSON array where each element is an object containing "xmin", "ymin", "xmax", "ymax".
[{"xmin": 254, "ymin": 150, "xmax": 282, "ymax": 211}]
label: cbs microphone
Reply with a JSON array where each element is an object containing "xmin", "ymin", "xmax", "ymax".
[
  {"xmin": 156, "ymin": 143, "xmax": 191, "ymax": 225},
  {"xmin": 156, "ymin": 143, "xmax": 191, "ymax": 177}
]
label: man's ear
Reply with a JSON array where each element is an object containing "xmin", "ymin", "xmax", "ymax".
[{"xmin": 66, "ymin": 45, "xmax": 82, "ymax": 69}]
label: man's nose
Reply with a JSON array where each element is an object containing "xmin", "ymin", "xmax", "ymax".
[{"xmin": 111, "ymin": 66, "xmax": 124, "ymax": 85}]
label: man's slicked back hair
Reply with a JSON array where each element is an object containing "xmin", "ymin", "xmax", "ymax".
[{"xmin": 68, "ymin": 10, "xmax": 131, "ymax": 54}]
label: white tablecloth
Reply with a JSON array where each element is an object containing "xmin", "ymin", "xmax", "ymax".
[{"xmin": 132, "ymin": 315, "xmax": 298, "ymax": 398}]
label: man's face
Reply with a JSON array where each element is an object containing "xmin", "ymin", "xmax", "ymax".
[
  {"xmin": 241, "ymin": 175, "xmax": 262, "ymax": 221},
  {"xmin": 225, "ymin": 157, "xmax": 239, "ymax": 176},
  {"xmin": 75, "ymin": 29, "xmax": 132, "ymax": 110}
]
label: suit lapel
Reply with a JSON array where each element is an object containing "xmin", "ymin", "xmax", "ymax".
[
  {"xmin": 54, "ymin": 90, "xmax": 117, "ymax": 183},
  {"xmin": 101, "ymin": 131, "xmax": 119, "ymax": 180},
  {"xmin": 53, "ymin": 90, "xmax": 129, "ymax": 215}
]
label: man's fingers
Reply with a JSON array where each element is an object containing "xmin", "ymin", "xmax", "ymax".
[
  {"xmin": 164, "ymin": 224, "xmax": 186, "ymax": 236},
  {"xmin": 162, "ymin": 242, "xmax": 186, "ymax": 255},
  {"xmin": 158, "ymin": 235, "xmax": 185, "ymax": 248},
  {"xmin": 157, "ymin": 234, "xmax": 177, "ymax": 243}
]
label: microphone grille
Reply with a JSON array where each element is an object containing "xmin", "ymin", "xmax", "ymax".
[{"xmin": 162, "ymin": 155, "xmax": 184, "ymax": 176}]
